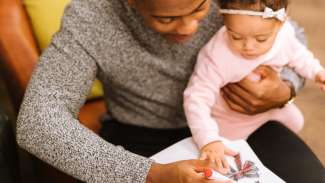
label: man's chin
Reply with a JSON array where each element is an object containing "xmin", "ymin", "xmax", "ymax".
[{"xmin": 165, "ymin": 34, "xmax": 193, "ymax": 44}]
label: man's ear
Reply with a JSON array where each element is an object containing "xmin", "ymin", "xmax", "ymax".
[{"xmin": 128, "ymin": 0, "xmax": 135, "ymax": 7}]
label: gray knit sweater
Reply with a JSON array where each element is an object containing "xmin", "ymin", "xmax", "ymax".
[{"xmin": 16, "ymin": 0, "xmax": 304, "ymax": 182}]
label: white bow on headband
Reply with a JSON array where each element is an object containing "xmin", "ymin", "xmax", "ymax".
[{"xmin": 219, "ymin": 7, "xmax": 287, "ymax": 21}]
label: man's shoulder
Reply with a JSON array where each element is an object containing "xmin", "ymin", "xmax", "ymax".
[
  {"xmin": 65, "ymin": 0, "xmax": 118, "ymax": 22},
  {"xmin": 60, "ymin": 0, "xmax": 122, "ymax": 38},
  {"xmin": 61, "ymin": 0, "xmax": 126, "ymax": 31}
]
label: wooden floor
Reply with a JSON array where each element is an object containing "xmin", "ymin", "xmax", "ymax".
[{"xmin": 290, "ymin": 0, "xmax": 325, "ymax": 165}]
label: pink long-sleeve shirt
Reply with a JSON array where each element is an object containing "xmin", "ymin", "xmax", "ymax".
[{"xmin": 184, "ymin": 21, "xmax": 324, "ymax": 149}]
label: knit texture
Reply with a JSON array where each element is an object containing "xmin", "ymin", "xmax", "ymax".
[{"xmin": 16, "ymin": 0, "xmax": 304, "ymax": 182}]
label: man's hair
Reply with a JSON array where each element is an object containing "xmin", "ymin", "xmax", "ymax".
[{"xmin": 218, "ymin": 0, "xmax": 289, "ymax": 11}]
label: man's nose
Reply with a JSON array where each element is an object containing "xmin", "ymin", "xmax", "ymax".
[{"xmin": 175, "ymin": 18, "xmax": 198, "ymax": 35}]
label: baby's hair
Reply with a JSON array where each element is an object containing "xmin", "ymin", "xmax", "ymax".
[{"xmin": 218, "ymin": 0, "xmax": 288, "ymax": 11}]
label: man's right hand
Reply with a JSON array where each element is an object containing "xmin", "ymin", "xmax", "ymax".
[{"xmin": 146, "ymin": 160, "xmax": 232, "ymax": 183}]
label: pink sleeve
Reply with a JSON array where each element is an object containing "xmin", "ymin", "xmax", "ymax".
[
  {"xmin": 285, "ymin": 23, "xmax": 325, "ymax": 80},
  {"xmin": 183, "ymin": 41, "xmax": 225, "ymax": 150}
]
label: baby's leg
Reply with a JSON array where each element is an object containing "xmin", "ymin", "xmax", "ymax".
[{"xmin": 270, "ymin": 104, "xmax": 304, "ymax": 133}]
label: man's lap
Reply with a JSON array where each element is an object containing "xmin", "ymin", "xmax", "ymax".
[
  {"xmin": 248, "ymin": 121, "xmax": 325, "ymax": 183},
  {"xmin": 99, "ymin": 118, "xmax": 325, "ymax": 182}
]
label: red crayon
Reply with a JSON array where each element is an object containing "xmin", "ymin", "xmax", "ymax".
[{"xmin": 204, "ymin": 168, "xmax": 237, "ymax": 183}]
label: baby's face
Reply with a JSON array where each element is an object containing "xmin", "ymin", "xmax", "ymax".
[{"xmin": 224, "ymin": 14, "xmax": 283, "ymax": 59}]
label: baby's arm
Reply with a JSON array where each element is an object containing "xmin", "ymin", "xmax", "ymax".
[
  {"xmin": 287, "ymin": 40, "xmax": 325, "ymax": 90},
  {"xmin": 183, "ymin": 48, "xmax": 223, "ymax": 149},
  {"xmin": 285, "ymin": 23, "xmax": 325, "ymax": 85},
  {"xmin": 287, "ymin": 44, "xmax": 324, "ymax": 81},
  {"xmin": 183, "ymin": 42, "xmax": 235, "ymax": 172}
]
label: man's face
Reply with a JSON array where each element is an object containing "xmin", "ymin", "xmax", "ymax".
[{"xmin": 129, "ymin": 0, "xmax": 211, "ymax": 43}]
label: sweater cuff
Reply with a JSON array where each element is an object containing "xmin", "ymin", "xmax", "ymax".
[
  {"xmin": 113, "ymin": 149, "xmax": 155, "ymax": 183},
  {"xmin": 193, "ymin": 130, "xmax": 222, "ymax": 150},
  {"xmin": 280, "ymin": 67, "xmax": 305, "ymax": 94}
]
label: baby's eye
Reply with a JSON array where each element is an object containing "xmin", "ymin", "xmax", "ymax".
[
  {"xmin": 156, "ymin": 17, "xmax": 175, "ymax": 24},
  {"xmin": 256, "ymin": 36, "xmax": 269, "ymax": 43},
  {"xmin": 256, "ymin": 38, "xmax": 268, "ymax": 43},
  {"xmin": 231, "ymin": 35, "xmax": 243, "ymax": 40}
]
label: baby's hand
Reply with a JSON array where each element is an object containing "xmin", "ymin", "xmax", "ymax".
[
  {"xmin": 315, "ymin": 70, "xmax": 325, "ymax": 91},
  {"xmin": 200, "ymin": 141, "xmax": 238, "ymax": 174}
]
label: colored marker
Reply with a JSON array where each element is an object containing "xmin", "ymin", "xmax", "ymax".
[{"xmin": 204, "ymin": 168, "xmax": 237, "ymax": 182}]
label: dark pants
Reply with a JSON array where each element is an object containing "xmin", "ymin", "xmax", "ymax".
[
  {"xmin": 0, "ymin": 107, "xmax": 19, "ymax": 183},
  {"xmin": 100, "ymin": 118, "xmax": 325, "ymax": 183}
]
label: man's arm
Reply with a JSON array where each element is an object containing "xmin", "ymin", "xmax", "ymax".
[{"xmin": 16, "ymin": 20, "xmax": 154, "ymax": 183}]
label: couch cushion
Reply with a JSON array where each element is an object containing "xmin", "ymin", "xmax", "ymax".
[{"xmin": 24, "ymin": 0, "xmax": 103, "ymax": 100}]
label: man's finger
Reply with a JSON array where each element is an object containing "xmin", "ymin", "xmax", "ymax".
[
  {"xmin": 224, "ymin": 84, "xmax": 255, "ymax": 105},
  {"xmin": 222, "ymin": 93, "xmax": 247, "ymax": 113},
  {"xmin": 237, "ymin": 66, "xmax": 277, "ymax": 94},
  {"xmin": 253, "ymin": 65, "xmax": 274, "ymax": 77},
  {"xmin": 195, "ymin": 166, "xmax": 208, "ymax": 173},
  {"xmin": 223, "ymin": 89, "xmax": 256, "ymax": 114},
  {"xmin": 194, "ymin": 162, "xmax": 233, "ymax": 182},
  {"xmin": 236, "ymin": 76, "xmax": 262, "ymax": 95}
]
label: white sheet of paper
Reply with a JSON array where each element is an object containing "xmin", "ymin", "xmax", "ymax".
[{"xmin": 151, "ymin": 137, "xmax": 285, "ymax": 183}]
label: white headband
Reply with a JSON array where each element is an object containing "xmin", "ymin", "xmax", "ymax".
[{"xmin": 219, "ymin": 7, "xmax": 287, "ymax": 22}]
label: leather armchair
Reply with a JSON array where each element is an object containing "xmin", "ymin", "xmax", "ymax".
[{"xmin": 0, "ymin": 0, "xmax": 106, "ymax": 182}]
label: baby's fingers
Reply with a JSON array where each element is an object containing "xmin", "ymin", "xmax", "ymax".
[
  {"xmin": 320, "ymin": 84, "xmax": 325, "ymax": 91},
  {"xmin": 316, "ymin": 71, "xmax": 325, "ymax": 83},
  {"xmin": 210, "ymin": 156, "xmax": 229, "ymax": 174},
  {"xmin": 221, "ymin": 157, "xmax": 230, "ymax": 173},
  {"xmin": 200, "ymin": 152, "xmax": 208, "ymax": 160},
  {"xmin": 215, "ymin": 158, "xmax": 223, "ymax": 171},
  {"xmin": 224, "ymin": 146, "xmax": 238, "ymax": 157}
]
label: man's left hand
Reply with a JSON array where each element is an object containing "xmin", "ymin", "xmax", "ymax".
[{"xmin": 221, "ymin": 65, "xmax": 291, "ymax": 115}]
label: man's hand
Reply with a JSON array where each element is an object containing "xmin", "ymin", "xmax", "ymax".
[
  {"xmin": 146, "ymin": 160, "xmax": 232, "ymax": 183},
  {"xmin": 221, "ymin": 65, "xmax": 291, "ymax": 115}
]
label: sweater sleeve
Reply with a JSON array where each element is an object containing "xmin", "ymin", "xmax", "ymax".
[
  {"xmin": 285, "ymin": 22, "xmax": 324, "ymax": 80},
  {"xmin": 279, "ymin": 20, "xmax": 308, "ymax": 93},
  {"xmin": 183, "ymin": 40, "xmax": 225, "ymax": 150},
  {"xmin": 16, "ymin": 1, "xmax": 153, "ymax": 182},
  {"xmin": 287, "ymin": 41, "xmax": 324, "ymax": 80}
]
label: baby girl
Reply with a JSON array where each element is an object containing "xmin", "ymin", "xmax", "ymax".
[{"xmin": 184, "ymin": 0, "xmax": 325, "ymax": 173}]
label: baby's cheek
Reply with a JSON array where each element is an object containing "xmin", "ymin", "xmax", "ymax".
[
  {"xmin": 259, "ymin": 45, "xmax": 272, "ymax": 55},
  {"xmin": 229, "ymin": 42, "xmax": 242, "ymax": 52}
]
